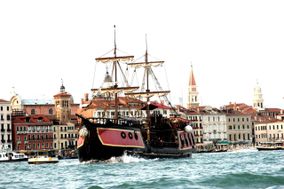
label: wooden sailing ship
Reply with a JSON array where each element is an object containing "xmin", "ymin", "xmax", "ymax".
[{"xmin": 76, "ymin": 26, "xmax": 195, "ymax": 162}]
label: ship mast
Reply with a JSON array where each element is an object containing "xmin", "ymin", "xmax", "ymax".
[
  {"xmin": 113, "ymin": 25, "xmax": 118, "ymax": 121},
  {"xmin": 125, "ymin": 35, "xmax": 170, "ymax": 144},
  {"xmin": 92, "ymin": 26, "xmax": 138, "ymax": 122},
  {"xmin": 145, "ymin": 35, "xmax": 151, "ymax": 145}
]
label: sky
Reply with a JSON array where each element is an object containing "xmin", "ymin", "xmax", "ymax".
[{"xmin": 1, "ymin": 0, "xmax": 284, "ymax": 108}]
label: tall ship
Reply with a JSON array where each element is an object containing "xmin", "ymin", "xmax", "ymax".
[{"xmin": 76, "ymin": 26, "xmax": 195, "ymax": 162}]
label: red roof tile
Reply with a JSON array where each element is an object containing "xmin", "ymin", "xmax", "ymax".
[{"xmin": 0, "ymin": 99, "xmax": 9, "ymax": 103}]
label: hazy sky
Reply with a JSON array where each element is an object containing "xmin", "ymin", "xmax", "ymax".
[{"xmin": 1, "ymin": 0, "xmax": 284, "ymax": 108}]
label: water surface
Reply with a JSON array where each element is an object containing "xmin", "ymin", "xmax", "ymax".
[{"xmin": 0, "ymin": 150, "xmax": 283, "ymax": 189}]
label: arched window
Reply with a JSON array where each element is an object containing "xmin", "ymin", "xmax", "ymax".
[
  {"xmin": 49, "ymin": 108, "xmax": 53, "ymax": 115},
  {"xmin": 31, "ymin": 109, "xmax": 36, "ymax": 115}
]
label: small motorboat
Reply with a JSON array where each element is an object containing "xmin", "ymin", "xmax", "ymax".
[
  {"xmin": 28, "ymin": 155, "xmax": 59, "ymax": 164},
  {"xmin": 0, "ymin": 151, "xmax": 28, "ymax": 162}
]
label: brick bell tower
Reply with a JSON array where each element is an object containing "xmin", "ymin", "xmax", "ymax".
[
  {"xmin": 188, "ymin": 64, "xmax": 199, "ymax": 108},
  {"xmin": 53, "ymin": 80, "xmax": 72, "ymax": 124}
]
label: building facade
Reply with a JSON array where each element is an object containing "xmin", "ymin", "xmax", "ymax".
[
  {"xmin": 226, "ymin": 112, "xmax": 252, "ymax": 144},
  {"xmin": 202, "ymin": 111, "xmax": 227, "ymax": 144},
  {"xmin": 254, "ymin": 121, "xmax": 284, "ymax": 145},
  {"xmin": 10, "ymin": 84, "xmax": 79, "ymax": 152},
  {"xmin": 12, "ymin": 115, "xmax": 53, "ymax": 151},
  {"xmin": 52, "ymin": 123, "xmax": 78, "ymax": 150},
  {"xmin": 0, "ymin": 99, "xmax": 12, "ymax": 150}
]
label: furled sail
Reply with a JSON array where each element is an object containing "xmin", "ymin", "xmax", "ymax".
[
  {"xmin": 127, "ymin": 61, "xmax": 164, "ymax": 68},
  {"xmin": 125, "ymin": 90, "xmax": 170, "ymax": 98},
  {"xmin": 95, "ymin": 56, "xmax": 134, "ymax": 63},
  {"xmin": 92, "ymin": 86, "xmax": 139, "ymax": 94}
]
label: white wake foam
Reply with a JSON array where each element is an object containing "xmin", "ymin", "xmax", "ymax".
[{"xmin": 106, "ymin": 152, "xmax": 146, "ymax": 164}]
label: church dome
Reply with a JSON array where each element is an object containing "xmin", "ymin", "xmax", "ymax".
[
  {"xmin": 103, "ymin": 71, "xmax": 112, "ymax": 83},
  {"xmin": 60, "ymin": 84, "xmax": 65, "ymax": 92}
]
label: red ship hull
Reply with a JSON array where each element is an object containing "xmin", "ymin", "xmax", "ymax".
[{"xmin": 77, "ymin": 115, "xmax": 195, "ymax": 162}]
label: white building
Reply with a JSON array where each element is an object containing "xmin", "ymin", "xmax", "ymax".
[
  {"xmin": 0, "ymin": 99, "xmax": 12, "ymax": 150},
  {"xmin": 254, "ymin": 121, "xmax": 284, "ymax": 145},
  {"xmin": 202, "ymin": 108, "xmax": 253, "ymax": 146},
  {"xmin": 202, "ymin": 108, "xmax": 227, "ymax": 143},
  {"xmin": 226, "ymin": 112, "xmax": 252, "ymax": 144}
]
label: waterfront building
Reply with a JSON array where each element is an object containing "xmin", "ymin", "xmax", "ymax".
[
  {"xmin": 176, "ymin": 105, "xmax": 204, "ymax": 145},
  {"xmin": 254, "ymin": 120, "xmax": 284, "ymax": 145},
  {"xmin": 79, "ymin": 96, "xmax": 145, "ymax": 119},
  {"xmin": 52, "ymin": 83, "xmax": 79, "ymax": 151},
  {"xmin": 200, "ymin": 106, "xmax": 253, "ymax": 149},
  {"xmin": 150, "ymin": 101, "xmax": 177, "ymax": 118},
  {"xmin": 187, "ymin": 65, "xmax": 199, "ymax": 108},
  {"xmin": 12, "ymin": 115, "xmax": 53, "ymax": 151},
  {"xmin": 0, "ymin": 99, "xmax": 12, "ymax": 150},
  {"xmin": 258, "ymin": 108, "xmax": 282, "ymax": 119},
  {"xmin": 10, "ymin": 84, "xmax": 80, "ymax": 152},
  {"xmin": 201, "ymin": 107, "xmax": 227, "ymax": 147},
  {"xmin": 226, "ymin": 110, "xmax": 252, "ymax": 145},
  {"xmin": 52, "ymin": 123, "xmax": 78, "ymax": 150}
]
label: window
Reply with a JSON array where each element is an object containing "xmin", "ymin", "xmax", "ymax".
[
  {"xmin": 49, "ymin": 109, "xmax": 53, "ymax": 115},
  {"xmin": 31, "ymin": 109, "xmax": 36, "ymax": 115},
  {"xmin": 0, "ymin": 106, "xmax": 2, "ymax": 111},
  {"xmin": 7, "ymin": 106, "xmax": 9, "ymax": 111}
]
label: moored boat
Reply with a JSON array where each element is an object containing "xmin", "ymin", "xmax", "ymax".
[
  {"xmin": 0, "ymin": 150, "xmax": 28, "ymax": 162},
  {"xmin": 256, "ymin": 142, "xmax": 284, "ymax": 151},
  {"xmin": 76, "ymin": 26, "xmax": 195, "ymax": 162},
  {"xmin": 28, "ymin": 156, "xmax": 59, "ymax": 164}
]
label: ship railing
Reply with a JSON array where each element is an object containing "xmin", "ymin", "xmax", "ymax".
[{"xmin": 86, "ymin": 117, "xmax": 144, "ymax": 128}]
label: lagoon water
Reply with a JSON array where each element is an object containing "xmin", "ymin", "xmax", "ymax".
[{"xmin": 1, "ymin": 150, "xmax": 284, "ymax": 189}]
